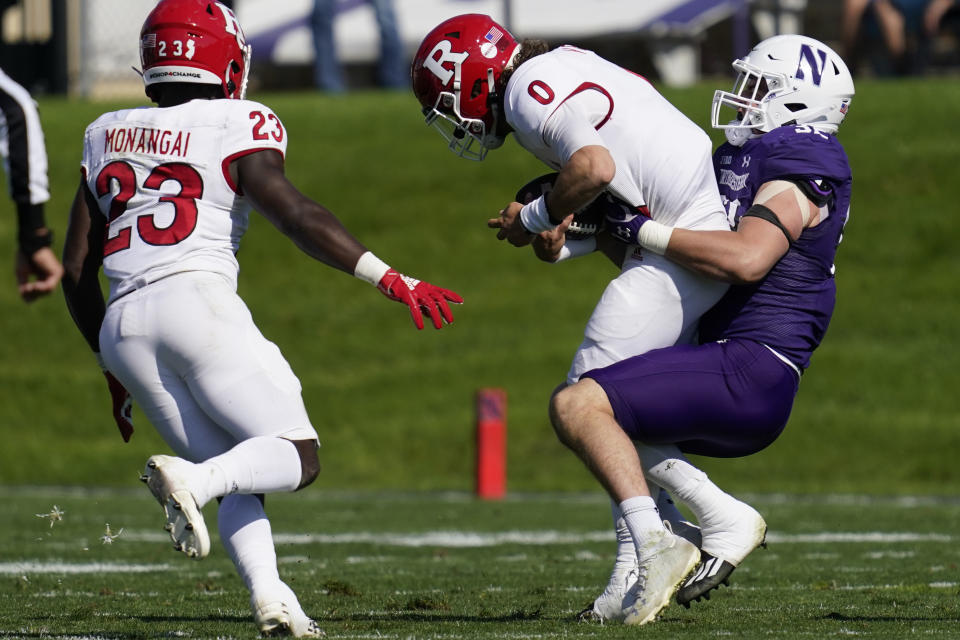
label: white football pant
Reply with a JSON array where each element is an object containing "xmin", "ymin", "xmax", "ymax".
[
  {"xmin": 99, "ymin": 271, "xmax": 318, "ymax": 461},
  {"xmin": 567, "ymin": 250, "xmax": 728, "ymax": 384}
]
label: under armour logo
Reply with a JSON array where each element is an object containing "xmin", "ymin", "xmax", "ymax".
[{"xmin": 741, "ymin": 155, "xmax": 751, "ymax": 168}]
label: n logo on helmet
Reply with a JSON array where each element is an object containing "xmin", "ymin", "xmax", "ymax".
[
  {"xmin": 795, "ymin": 44, "xmax": 828, "ymax": 86},
  {"xmin": 423, "ymin": 40, "xmax": 469, "ymax": 86}
]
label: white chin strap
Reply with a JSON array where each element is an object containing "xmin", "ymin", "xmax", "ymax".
[{"xmin": 724, "ymin": 120, "xmax": 758, "ymax": 147}]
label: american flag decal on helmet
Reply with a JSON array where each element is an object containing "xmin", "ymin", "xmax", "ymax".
[
  {"xmin": 484, "ymin": 27, "xmax": 503, "ymax": 45},
  {"xmin": 840, "ymin": 101, "xmax": 849, "ymax": 114},
  {"xmin": 142, "ymin": 33, "xmax": 157, "ymax": 48}
]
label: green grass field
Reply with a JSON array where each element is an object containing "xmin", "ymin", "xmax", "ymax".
[
  {"xmin": 2, "ymin": 487, "xmax": 958, "ymax": 639},
  {"xmin": 1, "ymin": 79, "xmax": 956, "ymax": 494},
  {"xmin": 0, "ymin": 75, "xmax": 959, "ymax": 637}
]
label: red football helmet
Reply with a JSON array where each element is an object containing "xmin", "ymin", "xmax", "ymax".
[
  {"xmin": 411, "ymin": 14, "xmax": 519, "ymax": 160},
  {"xmin": 140, "ymin": 0, "xmax": 251, "ymax": 100}
]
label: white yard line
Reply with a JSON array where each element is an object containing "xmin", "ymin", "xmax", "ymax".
[
  {"xmin": 0, "ymin": 561, "xmax": 171, "ymax": 574},
  {"xmin": 115, "ymin": 529, "xmax": 953, "ymax": 547},
  {"xmin": 4, "ymin": 486, "xmax": 959, "ymax": 507}
]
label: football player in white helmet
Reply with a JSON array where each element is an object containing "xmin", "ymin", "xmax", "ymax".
[
  {"xmin": 62, "ymin": 1, "xmax": 461, "ymax": 637},
  {"xmin": 547, "ymin": 32, "xmax": 854, "ymax": 614}
]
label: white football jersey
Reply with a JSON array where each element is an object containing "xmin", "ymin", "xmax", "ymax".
[
  {"xmin": 81, "ymin": 98, "xmax": 287, "ymax": 302},
  {"xmin": 505, "ymin": 46, "xmax": 728, "ymax": 232}
]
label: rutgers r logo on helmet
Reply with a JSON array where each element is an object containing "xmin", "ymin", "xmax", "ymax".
[
  {"xmin": 139, "ymin": 0, "xmax": 252, "ymax": 100},
  {"xmin": 422, "ymin": 40, "xmax": 469, "ymax": 87}
]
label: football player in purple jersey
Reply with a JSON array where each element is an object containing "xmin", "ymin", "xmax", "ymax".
[{"xmin": 546, "ymin": 33, "xmax": 855, "ymax": 612}]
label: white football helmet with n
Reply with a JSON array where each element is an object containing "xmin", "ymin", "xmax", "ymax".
[{"xmin": 712, "ymin": 34, "xmax": 854, "ymax": 146}]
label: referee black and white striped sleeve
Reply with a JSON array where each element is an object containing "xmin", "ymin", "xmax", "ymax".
[{"xmin": 0, "ymin": 67, "xmax": 52, "ymax": 254}]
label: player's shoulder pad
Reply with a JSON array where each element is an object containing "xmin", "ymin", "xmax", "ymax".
[
  {"xmin": 221, "ymin": 98, "xmax": 277, "ymax": 118},
  {"xmin": 758, "ymin": 125, "xmax": 851, "ymax": 184},
  {"xmin": 86, "ymin": 106, "xmax": 144, "ymax": 131},
  {"xmin": 505, "ymin": 51, "xmax": 564, "ymax": 106}
]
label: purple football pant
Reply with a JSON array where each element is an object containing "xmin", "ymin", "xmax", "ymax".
[{"xmin": 582, "ymin": 339, "xmax": 799, "ymax": 458}]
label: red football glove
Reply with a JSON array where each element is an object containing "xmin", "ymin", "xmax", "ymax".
[
  {"xmin": 103, "ymin": 370, "xmax": 134, "ymax": 442},
  {"xmin": 377, "ymin": 269, "xmax": 463, "ymax": 330}
]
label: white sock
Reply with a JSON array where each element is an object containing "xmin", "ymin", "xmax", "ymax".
[
  {"xmin": 610, "ymin": 499, "xmax": 636, "ymax": 565},
  {"xmin": 193, "ymin": 437, "xmax": 302, "ymax": 506},
  {"xmin": 218, "ymin": 494, "xmax": 281, "ymax": 594},
  {"xmin": 619, "ymin": 495, "xmax": 664, "ymax": 559},
  {"xmin": 636, "ymin": 443, "xmax": 729, "ymax": 525},
  {"xmin": 655, "ymin": 488, "xmax": 689, "ymax": 525}
]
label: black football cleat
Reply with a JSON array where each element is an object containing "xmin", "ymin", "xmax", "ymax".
[{"xmin": 676, "ymin": 552, "xmax": 733, "ymax": 606}]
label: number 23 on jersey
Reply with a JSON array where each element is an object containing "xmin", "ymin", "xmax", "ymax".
[{"xmin": 96, "ymin": 110, "xmax": 283, "ymax": 257}]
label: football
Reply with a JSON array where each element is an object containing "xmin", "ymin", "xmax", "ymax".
[{"xmin": 514, "ymin": 173, "xmax": 605, "ymax": 241}]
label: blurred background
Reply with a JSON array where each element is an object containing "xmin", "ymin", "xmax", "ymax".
[
  {"xmin": 1, "ymin": 0, "xmax": 958, "ymax": 495},
  {"xmin": 3, "ymin": 0, "xmax": 960, "ymax": 97}
]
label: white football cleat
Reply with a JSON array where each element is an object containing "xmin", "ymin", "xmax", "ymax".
[
  {"xmin": 580, "ymin": 501, "xmax": 702, "ymax": 623},
  {"xmin": 140, "ymin": 455, "xmax": 210, "ymax": 560},
  {"xmin": 578, "ymin": 559, "xmax": 638, "ymax": 623},
  {"xmin": 677, "ymin": 498, "xmax": 767, "ymax": 606},
  {"xmin": 254, "ymin": 599, "xmax": 324, "ymax": 637},
  {"xmin": 622, "ymin": 526, "xmax": 700, "ymax": 626}
]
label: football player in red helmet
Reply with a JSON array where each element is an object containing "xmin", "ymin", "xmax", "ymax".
[
  {"xmin": 413, "ymin": 12, "xmax": 733, "ymax": 626},
  {"xmin": 63, "ymin": 1, "xmax": 461, "ymax": 637},
  {"xmin": 411, "ymin": 13, "xmax": 521, "ymax": 160},
  {"xmin": 139, "ymin": 0, "xmax": 250, "ymax": 100}
]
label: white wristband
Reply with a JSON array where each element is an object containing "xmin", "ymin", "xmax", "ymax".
[
  {"xmin": 518, "ymin": 196, "xmax": 558, "ymax": 234},
  {"xmin": 353, "ymin": 251, "xmax": 391, "ymax": 285},
  {"xmin": 554, "ymin": 237, "xmax": 597, "ymax": 262},
  {"xmin": 637, "ymin": 220, "xmax": 674, "ymax": 255}
]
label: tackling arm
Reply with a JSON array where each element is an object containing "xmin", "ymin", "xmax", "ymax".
[{"xmin": 655, "ymin": 181, "xmax": 817, "ymax": 284}]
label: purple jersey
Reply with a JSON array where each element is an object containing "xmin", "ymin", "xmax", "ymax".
[{"xmin": 699, "ymin": 125, "xmax": 852, "ymax": 371}]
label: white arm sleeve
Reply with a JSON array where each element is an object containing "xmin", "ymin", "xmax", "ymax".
[{"xmin": 553, "ymin": 237, "xmax": 597, "ymax": 262}]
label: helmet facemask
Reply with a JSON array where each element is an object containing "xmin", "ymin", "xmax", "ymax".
[
  {"xmin": 421, "ymin": 60, "xmax": 509, "ymax": 161},
  {"xmin": 711, "ymin": 61, "xmax": 783, "ymax": 146}
]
